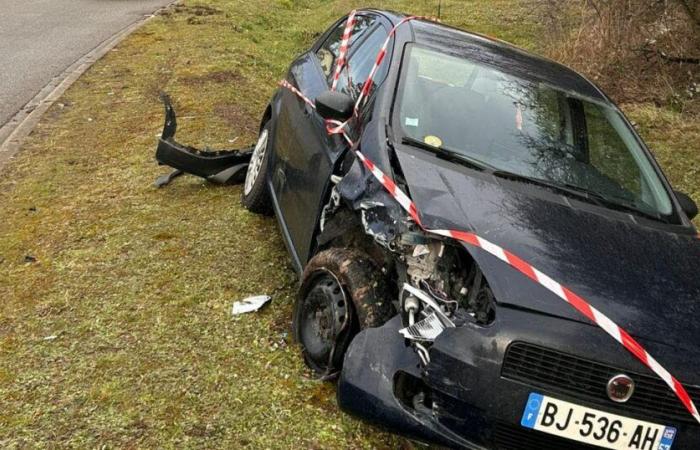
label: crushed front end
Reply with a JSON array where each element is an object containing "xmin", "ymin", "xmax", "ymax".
[
  {"xmin": 323, "ymin": 168, "xmax": 699, "ymax": 448},
  {"xmin": 338, "ymin": 285, "xmax": 700, "ymax": 449}
]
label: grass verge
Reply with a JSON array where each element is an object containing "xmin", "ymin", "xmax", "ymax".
[{"xmin": 0, "ymin": 0, "xmax": 696, "ymax": 448}]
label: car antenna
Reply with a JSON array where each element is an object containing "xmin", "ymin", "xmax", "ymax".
[{"xmin": 437, "ymin": 0, "xmax": 442, "ymax": 19}]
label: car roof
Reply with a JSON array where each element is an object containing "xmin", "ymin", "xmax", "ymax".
[{"xmin": 363, "ymin": 9, "xmax": 607, "ymax": 102}]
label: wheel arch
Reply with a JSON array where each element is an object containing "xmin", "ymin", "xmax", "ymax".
[{"xmin": 259, "ymin": 104, "xmax": 273, "ymax": 133}]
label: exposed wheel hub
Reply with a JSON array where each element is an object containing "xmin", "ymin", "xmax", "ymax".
[{"xmin": 298, "ymin": 272, "xmax": 349, "ymax": 369}]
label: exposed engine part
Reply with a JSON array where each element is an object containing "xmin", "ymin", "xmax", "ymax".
[
  {"xmin": 401, "ymin": 283, "xmax": 455, "ymax": 328},
  {"xmin": 404, "ymin": 295, "xmax": 420, "ymax": 314},
  {"xmin": 360, "ymin": 203, "xmax": 399, "ymax": 250},
  {"xmin": 463, "ymin": 265, "xmax": 496, "ymax": 324},
  {"xmin": 398, "ymin": 237, "xmax": 495, "ymax": 326},
  {"xmin": 414, "ymin": 342, "xmax": 431, "ymax": 365},
  {"xmin": 399, "ymin": 312, "xmax": 447, "ymax": 341},
  {"xmin": 406, "ymin": 241, "xmax": 444, "ymax": 285},
  {"xmin": 403, "ymin": 293, "xmax": 433, "ymax": 365},
  {"xmin": 319, "ymin": 185, "xmax": 341, "ymax": 233},
  {"xmin": 394, "ymin": 237, "xmax": 497, "ymax": 368},
  {"xmin": 317, "ymin": 159, "xmax": 496, "ymax": 371},
  {"xmin": 399, "ymin": 231, "xmax": 432, "ymax": 246}
]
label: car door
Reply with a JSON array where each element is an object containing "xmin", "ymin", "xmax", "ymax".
[{"xmin": 271, "ymin": 14, "xmax": 388, "ymax": 267}]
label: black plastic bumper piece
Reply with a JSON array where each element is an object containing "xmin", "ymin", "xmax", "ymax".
[{"xmin": 154, "ymin": 93, "xmax": 253, "ymax": 187}]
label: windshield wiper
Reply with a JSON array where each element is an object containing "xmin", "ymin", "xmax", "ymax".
[
  {"xmin": 556, "ymin": 182, "xmax": 669, "ymax": 223},
  {"xmin": 580, "ymin": 190, "xmax": 669, "ymax": 223},
  {"xmin": 401, "ymin": 136, "xmax": 497, "ymax": 172},
  {"xmin": 492, "ymin": 170, "xmax": 606, "ymax": 204},
  {"xmin": 492, "ymin": 170, "xmax": 670, "ymax": 223}
]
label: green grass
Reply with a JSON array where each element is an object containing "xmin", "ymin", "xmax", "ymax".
[
  {"xmin": 624, "ymin": 104, "xmax": 700, "ymax": 211},
  {"xmin": 0, "ymin": 0, "xmax": 696, "ymax": 448}
]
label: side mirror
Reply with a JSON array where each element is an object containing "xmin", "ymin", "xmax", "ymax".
[
  {"xmin": 675, "ymin": 190, "xmax": 698, "ymax": 220},
  {"xmin": 315, "ymin": 91, "xmax": 354, "ymax": 122}
]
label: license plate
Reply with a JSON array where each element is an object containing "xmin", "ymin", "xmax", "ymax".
[{"xmin": 520, "ymin": 392, "xmax": 677, "ymax": 450}]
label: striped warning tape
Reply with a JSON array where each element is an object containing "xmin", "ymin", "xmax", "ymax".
[
  {"xmin": 331, "ymin": 10, "xmax": 357, "ymax": 92},
  {"xmin": 354, "ymin": 15, "xmax": 430, "ymax": 112},
  {"xmin": 278, "ymin": 13, "xmax": 700, "ymax": 424}
]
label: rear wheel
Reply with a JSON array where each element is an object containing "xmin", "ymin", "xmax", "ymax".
[
  {"xmin": 293, "ymin": 248, "xmax": 395, "ymax": 378},
  {"xmin": 241, "ymin": 122, "xmax": 273, "ymax": 215}
]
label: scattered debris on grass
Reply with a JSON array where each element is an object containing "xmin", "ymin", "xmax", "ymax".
[{"xmin": 232, "ymin": 295, "xmax": 271, "ymax": 315}]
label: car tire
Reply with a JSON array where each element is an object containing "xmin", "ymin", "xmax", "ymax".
[
  {"xmin": 241, "ymin": 121, "xmax": 273, "ymax": 215},
  {"xmin": 293, "ymin": 248, "xmax": 395, "ymax": 378}
]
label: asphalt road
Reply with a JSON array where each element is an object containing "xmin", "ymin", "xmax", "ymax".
[{"xmin": 0, "ymin": 0, "xmax": 174, "ymax": 128}]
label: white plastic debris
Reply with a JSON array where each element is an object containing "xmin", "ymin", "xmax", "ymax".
[
  {"xmin": 232, "ymin": 295, "xmax": 271, "ymax": 315},
  {"xmin": 399, "ymin": 312, "xmax": 446, "ymax": 341},
  {"xmin": 412, "ymin": 244, "xmax": 431, "ymax": 257}
]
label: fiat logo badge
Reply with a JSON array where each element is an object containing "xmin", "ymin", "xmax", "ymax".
[{"xmin": 607, "ymin": 374, "xmax": 635, "ymax": 403}]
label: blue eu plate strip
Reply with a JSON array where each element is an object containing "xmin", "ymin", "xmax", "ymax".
[
  {"xmin": 658, "ymin": 426, "xmax": 676, "ymax": 450},
  {"xmin": 521, "ymin": 392, "xmax": 543, "ymax": 429}
]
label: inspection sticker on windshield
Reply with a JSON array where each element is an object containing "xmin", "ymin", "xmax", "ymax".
[
  {"xmin": 521, "ymin": 393, "xmax": 677, "ymax": 450},
  {"xmin": 405, "ymin": 117, "xmax": 419, "ymax": 127}
]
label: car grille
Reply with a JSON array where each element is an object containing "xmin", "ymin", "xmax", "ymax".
[
  {"xmin": 502, "ymin": 342, "xmax": 700, "ymax": 424},
  {"xmin": 493, "ymin": 422, "xmax": 599, "ymax": 450}
]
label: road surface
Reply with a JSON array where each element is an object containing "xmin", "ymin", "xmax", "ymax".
[{"xmin": 0, "ymin": 0, "xmax": 174, "ymax": 128}]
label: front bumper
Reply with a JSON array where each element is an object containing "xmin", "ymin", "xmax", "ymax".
[
  {"xmin": 153, "ymin": 94, "xmax": 253, "ymax": 186},
  {"xmin": 338, "ymin": 308, "xmax": 700, "ymax": 449}
]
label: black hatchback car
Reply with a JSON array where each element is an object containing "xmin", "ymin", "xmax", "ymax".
[{"xmin": 176, "ymin": 8, "xmax": 700, "ymax": 450}]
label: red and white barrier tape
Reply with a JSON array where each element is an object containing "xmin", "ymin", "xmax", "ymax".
[
  {"xmin": 279, "ymin": 13, "xmax": 700, "ymax": 424},
  {"xmin": 331, "ymin": 10, "xmax": 357, "ymax": 92},
  {"xmin": 354, "ymin": 15, "xmax": 427, "ymax": 112},
  {"xmin": 279, "ymin": 79, "xmax": 315, "ymax": 109}
]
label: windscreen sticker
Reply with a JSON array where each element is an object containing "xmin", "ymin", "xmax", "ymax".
[
  {"xmin": 405, "ymin": 117, "xmax": 419, "ymax": 127},
  {"xmin": 424, "ymin": 135, "xmax": 443, "ymax": 148}
]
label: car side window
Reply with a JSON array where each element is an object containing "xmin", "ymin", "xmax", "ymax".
[
  {"xmin": 341, "ymin": 24, "xmax": 390, "ymax": 100},
  {"xmin": 315, "ymin": 15, "xmax": 377, "ymax": 85}
]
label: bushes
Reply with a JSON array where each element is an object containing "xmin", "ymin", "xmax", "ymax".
[{"xmin": 539, "ymin": 0, "xmax": 700, "ymax": 112}]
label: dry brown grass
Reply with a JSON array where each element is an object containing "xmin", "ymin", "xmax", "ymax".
[{"xmin": 539, "ymin": 0, "xmax": 700, "ymax": 111}]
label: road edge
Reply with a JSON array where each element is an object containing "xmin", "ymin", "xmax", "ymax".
[{"xmin": 0, "ymin": 1, "xmax": 178, "ymax": 171}]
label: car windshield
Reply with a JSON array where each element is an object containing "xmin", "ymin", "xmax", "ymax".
[{"xmin": 397, "ymin": 45, "xmax": 674, "ymax": 218}]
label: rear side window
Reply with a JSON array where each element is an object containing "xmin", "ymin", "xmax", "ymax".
[{"xmin": 316, "ymin": 15, "xmax": 376, "ymax": 82}]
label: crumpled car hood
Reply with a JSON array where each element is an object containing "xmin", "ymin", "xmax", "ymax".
[{"xmin": 394, "ymin": 144, "xmax": 700, "ymax": 350}]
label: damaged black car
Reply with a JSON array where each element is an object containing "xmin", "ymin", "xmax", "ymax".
[{"xmin": 156, "ymin": 9, "xmax": 700, "ymax": 450}]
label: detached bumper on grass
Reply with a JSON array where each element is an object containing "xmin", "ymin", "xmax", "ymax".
[{"xmin": 155, "ymin": 94, "xmax": 253, "ymax": 187}]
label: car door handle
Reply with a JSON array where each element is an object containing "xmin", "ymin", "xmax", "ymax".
[{"xmin": 303, "ymin": 104, "xmax": 313, "ymax": 117}]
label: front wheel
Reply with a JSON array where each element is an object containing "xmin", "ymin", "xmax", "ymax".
[
  {"xmin": 241, "ymin": 122, "xmax": 273, "ymax": 215},
  {"xmin": 293, "ymin": 248, "xmax": 394, "ymax": 379}
]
